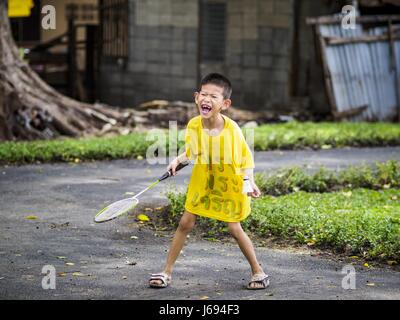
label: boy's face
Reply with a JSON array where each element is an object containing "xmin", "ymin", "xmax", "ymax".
[{"xmin": 194, "ymin": 84, "xmax": 231, "ymax": 119}]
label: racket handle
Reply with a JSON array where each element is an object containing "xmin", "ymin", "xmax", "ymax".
[{"xmin": 159, "ymin": 161, "xmax": 189, "ymax": 181}]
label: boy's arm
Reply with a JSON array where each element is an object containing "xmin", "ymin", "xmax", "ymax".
[
  {"xmin": 168, "ymin": 152, "xmax": 188, "ymax": 176},
  {"xmin": 243, "ymin": 168, "xmax": 261, "ymax": 198}
]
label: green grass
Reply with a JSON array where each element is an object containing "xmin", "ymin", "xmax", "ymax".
[
  {"xmin": 0, "ymin": 121, "xmax": 399, "ymax": 164},
  {"xmin": 253, "ymin": 121, "xmax": 400, "ymax": 150},
  {"xmin": 255, "ymin": 161, "xmax": 400, "ymax": 196},
  {"xmin": 166, "ymin": 188, "xmax": 400, "ymax": 261},
  {"xmin": 0, "ymin": 132, "xmax": 150, "ymax": 164}
]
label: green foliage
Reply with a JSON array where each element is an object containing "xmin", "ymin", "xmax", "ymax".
[
  {"xmin": 1, "ymin": 122, "xmax": 400, "ymax": 164},
  {"xmin": 254, "ymin": 121, "xmax": 400, "ymax": 150},
  {"xmin": 246, "ymin": 189, "xmax": 400, "ymax": 261},
  {"xmin": 166, "ymin": 188, "xmax": 400, "ymax": 261},
  {"xmin": 165, "ymin": 190, "xmax": 186, "ymax": 226},
  {"xmin": 255, "ymin": 161, "xmax": 400, "ymax": 196},
  {"xmin": 0, "ymin": 133, "xmax": 150, "ymax": 164}
]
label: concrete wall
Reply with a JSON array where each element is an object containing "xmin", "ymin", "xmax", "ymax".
[
  {"xmin": 223, "ymin": 0, "xmax": 294, "ymax": 110},
  {"xmin": 97, "ymin": 0, "xmax": 342, "ymax": 114},
  {"xmin": 294, "ymin": 0, "xmax": 345, "ymax": 116},
  {"xmin": 99, "ymin": 0, "xmax": 199, "ymax": 107},
  {"xmin": 99, "ymin": 0, "xmax": 296, "ymax": 110}
]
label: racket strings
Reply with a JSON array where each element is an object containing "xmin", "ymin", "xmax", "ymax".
[{"xmin": 96, "ymin": 198, "xmax": 138, "ymax": 221}]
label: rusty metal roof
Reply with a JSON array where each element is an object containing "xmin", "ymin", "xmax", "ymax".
[{"xmin": 317, "ymin": 22, "xmax": 400, "ymax": 121}]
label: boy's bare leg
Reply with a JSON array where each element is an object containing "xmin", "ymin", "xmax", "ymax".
[
  {"xmin": 228, "ymin": 222, "xmax": 266, "ymax": 289},
  {"xmin": 150, "ymin": 211, "xmax": 196, "ymax": 286}
]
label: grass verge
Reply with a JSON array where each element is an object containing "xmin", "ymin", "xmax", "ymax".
[
  {"xmin": 1, "ymin": 121, "xmax": 400, "ymax": 164},
  {"xmin": 0, "ymin": 132, "xmax": 150, "ymax": 164},
  {"xmin": 255, "ymin": 161, "xmax": 400, "ymax": 196},
  {"xmin": 166, "ymin": 188, "xmax": 400, "ymax": 262},
  {"xmin": 253, "ymin": 121, "xmax": 400, "ymax": 150}
]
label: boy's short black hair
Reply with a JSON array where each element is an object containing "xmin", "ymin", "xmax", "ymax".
[{"xmin": 199, "ymin": 73, "xmax": 232, "ymax": 99}]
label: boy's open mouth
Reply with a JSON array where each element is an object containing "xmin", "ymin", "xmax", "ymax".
[{"xmin": 200, "ymin": 104, "xmax": 212, "ymax": 115}]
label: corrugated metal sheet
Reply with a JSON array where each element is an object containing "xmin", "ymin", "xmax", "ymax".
[{"xmin": 318, "ymin": 22, "xmax": 400, "ymax": 121}]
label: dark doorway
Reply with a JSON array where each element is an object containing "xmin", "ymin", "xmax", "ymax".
[{"xmin": 10, "ymin": 0, "xmax": 41, "ymax": 44}]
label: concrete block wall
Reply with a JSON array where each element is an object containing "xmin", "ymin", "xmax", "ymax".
[
  {"xmin": 224, "ymin": 0, "xmax": 294, "ymax": 110},
  {"xmin": 99, "ymin": 0, "xmax": 199, "ymax": 107},
  {"xmin": 99, "ymin": 0, "xmax": 295, "ymax": 111}
]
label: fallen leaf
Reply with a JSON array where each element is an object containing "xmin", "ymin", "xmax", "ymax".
[
  {"xmin": 57, "ymin": 256, "xmax": 67, "ymax": 260},
  {"xmin": 363, "ymin": 263, "xmax": 370, "ymax": 268},
  {"xmin": 321, "ymin": 144, "xmax": 332, "ymax": 149},
  {"xmin": 57, "ymin": 272, "xmax": 67, "ymax": 277},
  {"xmin": 387, "ymin": 260, "xmax": 398, "ymax": 266},
  {"xmin": 122, "ymin": 276, "xmax": 128, "ymax": 280},
  {"xmin": 25, "ymin": 215, "xmax": 38, "ymax": 220},
  {"xmin": 137, "ymin": 214, "xmax": 150, "ymax": 222},
  {"xmin": 383, "ymin": 184, "xmax": 391, "ymax": 189},
  {"xmin": 366, "ymin": 283, "xmax": 375, "ymax": 287},
  {"xmin": 130, "ymin": 236, "xmax": 138, "ymax": 240},
  {"xmin": 293, "ymin": 186, "xmax": 300, "ymax": 192},
  {"xmin": 124, "ymin": 192, "xmax": 135, "ymax": 196},
  {"xmin": 144, "ymin": 208, "xmax": 153, "ymax": 212},
  {"xmin": 74, "ymin": 158, "xmax": 80, "ymax": 163},
  {"xmin": 65, "ymin": 262, "xmax": 75, "ymax": 266},
  {"xmin": 154, "ymin": 207, "xmax": 163, "ymax": 210},
  {"xmin": 342, "ymin": 191, "xmax": 352, "ymax": 197},
  {"xmin": 72, "ymin": 272, "xmax": 85, "ymax": 277},
  {"xmin": 350, "ymin": 256, "xmax": 359, "ymax": 259},
  {"xmin": 200, "ymin": 296, "xmax": 209, "ymax": 300},
  {"xmin": 136, "ymin": 155, "xmax": 144, "ymax": 160},
  {"xmin": 125, "ymin": 260, "xmax": 137, "ymax": 266}
]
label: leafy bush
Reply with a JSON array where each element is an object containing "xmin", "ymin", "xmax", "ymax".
[
  {"xmin": 255, "ymin": 161, "xmax": 400, "ymax": 196},
  {"xmin": 245, "ymin": 189, "xmax": 400, "ymax": 261},
  {"xmin": 166, "ymin": 188, "xmax": 400, "ymax": 261}
]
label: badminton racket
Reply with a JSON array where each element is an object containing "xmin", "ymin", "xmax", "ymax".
[{"xmin": 94, "ymin": 161, "xmax": 189, "ymax": 223}]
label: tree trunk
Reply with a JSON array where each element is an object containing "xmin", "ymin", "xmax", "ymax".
[{"xmin": 0, "ymin": 0, "xmax": 133, "ymax": 141}]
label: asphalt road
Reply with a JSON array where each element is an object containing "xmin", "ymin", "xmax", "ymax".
[{"xmin": 0, "ymin": 147, "xmax": 399, "ymax": 300}]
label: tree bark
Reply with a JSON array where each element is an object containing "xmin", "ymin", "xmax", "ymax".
[{"xmin": 0, "ymin": 0, "xmax": 133, "ymax": 141}]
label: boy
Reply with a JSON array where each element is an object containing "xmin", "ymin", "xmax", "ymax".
[{"xmin": 149, "ymin": 73, "xmax": 269, "ymax": 290}]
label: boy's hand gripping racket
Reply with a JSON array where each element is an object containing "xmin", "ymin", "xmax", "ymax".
[{"xmin": 94, "ymin": 162, "xmax": 189, "ymax": 223}]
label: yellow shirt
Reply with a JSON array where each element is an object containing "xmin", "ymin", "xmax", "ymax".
[{"xmin": 184, "ymin": 115, "xmax": 255, "ymax": 222}]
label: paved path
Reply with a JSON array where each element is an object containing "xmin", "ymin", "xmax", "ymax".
[{"xmin": 0, "ymin": 147, "xmax": 399, "ymax": 300}]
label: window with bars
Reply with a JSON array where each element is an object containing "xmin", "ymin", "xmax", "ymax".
[
  {"xmin": 200, "ymin": 1, "xmax": 227, "ymax": 62},
  {"xmin": 99, "ymin": 0, "xmax": 129, "ymax": 59}
]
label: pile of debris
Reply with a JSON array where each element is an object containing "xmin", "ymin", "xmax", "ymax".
[
  {"xmin": 131, "ymin": 100, "xmax": 280, "ymax": 129},
  {"xmin": 67, "ymin": 98, "xmax": 310, "ymax": 138},
  {"xmin": 83, "ymin": 100, "xmax": 304, "ymax": 137}
]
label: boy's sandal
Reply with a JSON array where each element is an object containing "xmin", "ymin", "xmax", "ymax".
[
  {"xmin": 246, "ymin": 273, "xmax": 270, "ymax": 290},
  {"xmin": 149, "ymin": 272, "xmax": 171, "ymax": 288}
]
